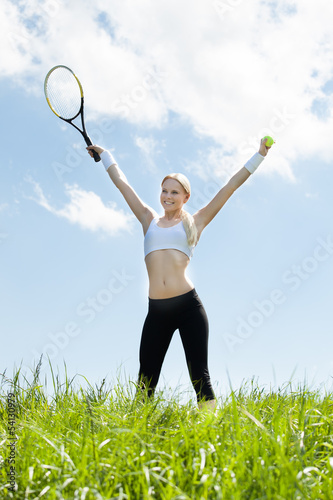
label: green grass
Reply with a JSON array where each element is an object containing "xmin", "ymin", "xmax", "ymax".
[{"xmin": 1, "ymin": 362, "xmax": 333, "ymax": 500}]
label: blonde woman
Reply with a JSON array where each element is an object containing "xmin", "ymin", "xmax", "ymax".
[{"xmin": 88, "ymin": 139, "xmax": 271, "ymax": 411}]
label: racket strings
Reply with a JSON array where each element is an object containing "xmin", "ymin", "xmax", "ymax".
[{"xmin": 45, "ymin": 67, "xmax": 82, "ymax": 120}]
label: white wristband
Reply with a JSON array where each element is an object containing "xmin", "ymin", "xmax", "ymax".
[
  {"xmin": 100, "ymin": 150, "xmax": 117, "ymax": 171},
  {"xmin": 244, "ymin": 152, "xmax": 265, "ymax": 174}
]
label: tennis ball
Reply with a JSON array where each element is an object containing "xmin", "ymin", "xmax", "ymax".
[{"xmin": 262, "ymin": 135, "xmax": 274, "ymax": 147}]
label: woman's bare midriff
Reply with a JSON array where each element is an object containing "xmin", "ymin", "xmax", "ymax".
[{"xmin": 145, "ymin": 249, "xmax": 194, "ymax": 299}]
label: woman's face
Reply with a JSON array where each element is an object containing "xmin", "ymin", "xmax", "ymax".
[{"xmin": 160, "ymin": 178, "xmax": 189, "ymax": 212}]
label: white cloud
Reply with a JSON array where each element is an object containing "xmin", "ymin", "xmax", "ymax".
[
  {"xmin": 184, "ymin": 144, "xmax": 297, "ymax": 185},
  {"xmin": 305, "ymin": 192, "xmax": 319, "ymax": 199},
  {"xmin": 27, "ymin": 179, "xmax": 135, "ymax": 236},
  {"xmin": 0, "ymin": 203, "xmax": 9, "ymax": 213},
  {"xmin": 1, "ymin": 0, "xmax": 333, "ymax": 180},
  {"xmin": 134, "ymin": 135, "xmax": 165, "ymax": 173}
]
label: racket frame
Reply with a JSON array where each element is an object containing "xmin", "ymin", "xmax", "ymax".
[{"xmin": 44, "ymin": 65, "xmax": 100, "ymax": 162}]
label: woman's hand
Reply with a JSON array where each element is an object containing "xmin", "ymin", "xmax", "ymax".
[
  {"xmin": 87, "ymin": 145, "xmax": 105, "ymax": 158},
  {"xmin": 258, "ymin": 137, "xmax": 272, "ymax": 157}
]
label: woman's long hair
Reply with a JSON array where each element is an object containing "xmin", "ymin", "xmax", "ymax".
[{"xmin": 161, "ymin": 173, "xmax": 198, "ymax": 247}]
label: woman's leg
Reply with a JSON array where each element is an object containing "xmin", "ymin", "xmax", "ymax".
[
  {"xmin": 198, "ymin": 399, "xmax": 217, "ymax": 412},
  {"xmin": 178, "ymin": 294, "xmax": 216, "ymax": 404},
  {"xmin": 137, "ymin": 305, "xmax": 176, "ymax": 398}
]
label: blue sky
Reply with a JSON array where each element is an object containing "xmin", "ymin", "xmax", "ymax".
[{"xmin": 1, "ymin": 0, "xmax": 332, "ymax": 401}]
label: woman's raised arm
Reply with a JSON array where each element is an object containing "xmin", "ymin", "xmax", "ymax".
[
  {"xmin": 193, "ymin": 138, "xmax": 272, "ymax": 236},
  {"xmin": 87, "ymin": 145, "xmax": 156, "ymax": 232}
]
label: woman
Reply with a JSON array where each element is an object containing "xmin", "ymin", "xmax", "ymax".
[{"xmin": 88, "ymin": 139, "xmax": 271, "ymax": 411}]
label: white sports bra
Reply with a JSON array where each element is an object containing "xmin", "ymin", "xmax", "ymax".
[{"xmin": 144, "ymin": 218, "xmax": 194, "ymax": 259}]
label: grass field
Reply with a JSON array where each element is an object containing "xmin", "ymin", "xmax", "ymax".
[{"xmin": 1, "ymin": 362, "xmax": 333, "ymax": 500}]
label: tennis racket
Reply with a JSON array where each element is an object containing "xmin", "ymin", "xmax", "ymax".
[{"xmin": 44, "ymin": 65, "xmax": 100, "ymax": 162}]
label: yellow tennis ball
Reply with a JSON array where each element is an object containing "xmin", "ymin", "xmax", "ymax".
[{"xmin": 263, "ymin": 135, "xmax": 274, "ymax": 147}]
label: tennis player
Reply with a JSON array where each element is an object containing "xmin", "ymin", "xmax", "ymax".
[{"xmin": 88, "ymin": 139, "xmax": 271, "ymax": 412}]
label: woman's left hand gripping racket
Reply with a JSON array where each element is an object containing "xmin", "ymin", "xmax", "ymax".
[{"xmin": 44, "ymin": 65, "xmax": 101, "ymax": 162}]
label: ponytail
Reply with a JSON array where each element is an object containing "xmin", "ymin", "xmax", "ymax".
[{"xmin": 180, "ymin": 209, "xmax": 198, "ymax": 247}]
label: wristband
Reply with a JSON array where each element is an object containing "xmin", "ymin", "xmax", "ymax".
[
  {"xmin": 244, "ymin": 152, "xmax": 265, "ymax": 174},
  {"xmin": 100, "ymin": 150, "xmax": 117, "ymax": 171}
]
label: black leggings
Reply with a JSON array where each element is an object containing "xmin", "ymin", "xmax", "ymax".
[{"xmin": 137, "ymin": 288, "xmax": 215, "ymax": 402}]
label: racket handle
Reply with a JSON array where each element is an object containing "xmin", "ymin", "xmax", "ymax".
[
  {"xmin": 92, "ymin": 149, "xmax": 101, "ymax": 163},
  {"xmin": 84, "ymin": 136, "xmax": 101, "ymax": 162}
]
